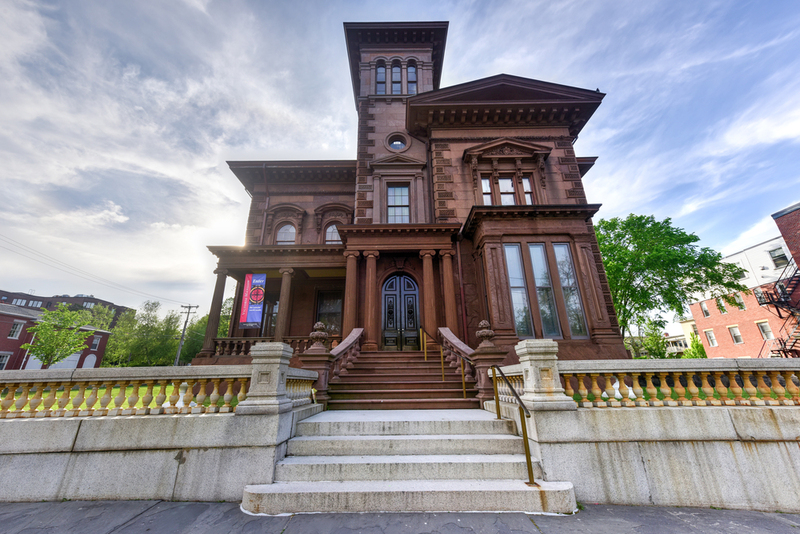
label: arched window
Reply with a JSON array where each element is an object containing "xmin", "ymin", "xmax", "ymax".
[
  {"xmin": 391, "ymin": 62, "xmax": 401, "ymax": 94},
  {"xmin": 276, "ymin": 224, "xmax": 296, "ymax": 245},
  {"xmin": 407, "ymin": 62, "xmax": 417, "ymax": 95},
  {"xmin": 325, "ymin": 224, "xmax": 342, "ymax": 244},
  {"xmin": 376, "ymin": 62, "xmax": 386, "ymax": 95}
]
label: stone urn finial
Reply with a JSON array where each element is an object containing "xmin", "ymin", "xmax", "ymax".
[
  {"xmin": 310, "ymin": 322, "xmax": 329, "ymax": 347},
  {"xmin": 476, "ymin": 320, "xmax": 496, "ymax": 349}
]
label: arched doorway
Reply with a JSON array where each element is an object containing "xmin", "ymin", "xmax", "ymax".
[{"xmin": 381, "ymin": 274, "xmax": 420, "ymax": 351}]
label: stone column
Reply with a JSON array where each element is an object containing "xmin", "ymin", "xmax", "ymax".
[
  {"xmin": 516, "ymin": 339, "xmax": 577, "ymax": 411},
  {"xmin": 199, "ymin": 268, "xmax": 227, "ymax": 357},
  {"xmin": 420, "ymin": 250, "xmax": 437, "ymax": 336},
  {"xmin": 342, "ymin": 251, "xmax": 360, "ymax": 336},
  {"xmin": 471, "ymin": 321, "xmax": 510, "ymax": 403},
  {"xmin": 236, "ymin": 341, "xmax": 293, "ymax": 415},
  {"xmin": 440, "ymin": 249, "xmax": 458, "ymax": 335},
  {"xmin": 363, "ymin": 251, "xmax": 380, "ymax": 351},
  {"xmin": 274, "ymin": 268, "xmax": 294, "ymax": 342}
]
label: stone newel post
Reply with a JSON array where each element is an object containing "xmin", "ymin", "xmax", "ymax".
[
  {"xmin": 299, "ymin": 322, "xmax": 335, "ymax": 408},
  {"xmin": 515, "ymin": 339, "xmax": 577, "ymax": 411},
  {"xmin": 236, "ymin": 342, "xmax": 294, "ymax": 415},
  {"xmin": 470, "ymin": 321, "xmax": 508, "ymax": 403}
]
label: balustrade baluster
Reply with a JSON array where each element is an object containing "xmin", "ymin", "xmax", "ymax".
[
  {"xmin": 728, "ymin": 371, "xmax": 744, "ymax": 405},
  {"xmin": 619, "ymin": 373, "xmax": 635, "ymax": 407},
  {"xmin": 631, "ymin": 373, "xmax": 647, "ymax": 406},
  {"xmin": 685, "ymin": 373, "xmax": 701, "ymax": 405},
  {"xmin": 150, "ymin": 380, "xmax": 166, "ymax": 415},
  {"xmin": 604, "ymin": 373, "xmax": 619, "ymax": 407},
  {"xmin": 644, "ymin": 373, "xmax": 661, "ymax": 407},
  {"xmin": 714, "ymin": 371, "xmax": 733, "ymax": 406},
  {"xmin": 742, "ymin": 372, "xmax": 758, "ymax": 404},
  {"xmin": 767, "ymin": 371, "xmax": 787, "ymax": 405},
  {"xmin": 756, "ymin": 372, "xmax": 777, "ymax": 406},
  {"xmin": 68, "ymin": 383, "xmax": 85, "ymax": 417},
  {"xmin": 39, "ymin": 383, "xmax": 57, "ymax": 417},
  {"xmin": 207, "ymin": 379, "xmax": 221, "ymax": 413},
  {"xmin": 13, "ymin": 383, "xmax": 31, "ymax": 418},
  {"xmin": 221, "ymin": 378, "xmax": 234, "ymax": 412},
  {"xmin": 576, "ymin": 373, "xmax": 590, "ymax": 407},
  {"xmin": 165, "ymin": 381, "xmax": 180, "ymax": 414},
  {"xmin": 782, "ymin": 371, "xmax": 799, "ymax": 404},
  {"xmin": 138, "ymin": 381, "xmax": 154, "ymax": 415},
  {"xmin": 699, "ymin": 372, "xmax": 716, "ymax": 406},
  {"xmin": 27, "ymin": 382, "xmax": 45, "ymax": 416},
  {"xmin": 98, "ymin": 381, "xmax": 114, "ymax": 416},
  {"xmin": 124, "ymin": 381, "xmax": 140, "ymax": 415},
  {"xmin": 84, "ymin": 382, "xmax": 99, "ymax": 416},
  {"xmin": 56, "ymin": 384, "xmax": 71, "ymax": 417},
  {"xmin": 659, "ymin": 372, "xmax": 675, "ymax": 407},
  {"xmin": 194, "ymin": 379, "xmax": 208, "ymax": 413},
  {"xmin": 2, "ymin": 384, "xmax": 19, "ymax": 418},
  {"xmin": 237, "ymin": 378, "xmax": 248, "ymax": 406},
  {"xmin": 563, "ymin": 374, "xmax": 574, "ymax": 399}
]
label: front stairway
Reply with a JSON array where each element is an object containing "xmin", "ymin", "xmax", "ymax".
[
  {"xmin": 242, "ymin": 410, "xmax": 576, "ymax": 514},
  {"xmin": 327, "ymin": 350, "xmax": 479, "ymax": 410}
]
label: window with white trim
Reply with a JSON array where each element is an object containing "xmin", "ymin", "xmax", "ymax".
[
  {"xmin": 769, "ymin": 247, "xmax": 788, "ymax": 269},
  {"xmin": 756, "ymin": 321, "xmax": 774, "ymax": 340},
  {"xmin": 11, "ymin": 298, "xmax": 26, "ymax": 306},
  {"xmin": 28, "ymin": 300, "xmax": 42, "ymax": 308},
  {"xmin": 8, "ymin": 321, "xmax": 24, "ymax": 339},
  {"xmin": 0, "ymin": 352, "xmax": 10, "ymax": 370},
  {"xmin": 90, "ymin": 335, "xmax": 101, "ymax": 351},
  {"xmin": 700, "ymin": 301, "xmax": 710, "ymax": 317},
  {"xmin": 734, "ymin": 293, "xmax": 746, "ymax": 310},
  {"xmin": 728, "ymin": 326, "xmax": 743, "ymax": 344},
  {"xmin": 83, "ymin": 302, "xmax": 95, "ymax": 309},
  {"xmin": 704, "ymin": 330, "xmax": 718, "ymax": 347},
  {"xmin": 716, "ymin": 298, "xmax": 727, "ymax": 314}
]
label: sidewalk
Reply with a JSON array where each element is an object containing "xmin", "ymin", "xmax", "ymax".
[{"xmin": 1, "ymin": 501, "xmax": 799, "ymax": 533}]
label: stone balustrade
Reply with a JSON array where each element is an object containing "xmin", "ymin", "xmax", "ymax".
[
  {"xmin": 329, "ymin": 328, "xmax": 363, "ymax": 383},
  {"xmin": 493, "ymin": 364, "xmax": 526, "ymax": 402},
  {"xmin": 214, "ymin": 336, "xmax": 341, "ymax": 356},
  {"xmin": 0, "ymin": 360, "xmax": 318, "ymax": 419}
]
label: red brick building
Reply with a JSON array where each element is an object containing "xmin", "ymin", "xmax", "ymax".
[{"xmin": 0, "ymin": 303, "xmax": 109, "ymax": 370}]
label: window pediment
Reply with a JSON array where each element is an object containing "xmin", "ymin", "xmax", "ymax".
[
  {"xmin": 464, "ymin": 138, "xmax": 552, "ymax": 162},
  {"xmin": 265, "ymin": 204, "xmax": 305, "ymax": 243},
  {"xmin": 369, "ymin": 153, "xmax": 426, "ymax": 171}
]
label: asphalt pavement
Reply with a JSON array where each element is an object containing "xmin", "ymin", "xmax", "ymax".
[{"xmin": 1, "ymin": 500, "xmax": 799, "ymax": 533}]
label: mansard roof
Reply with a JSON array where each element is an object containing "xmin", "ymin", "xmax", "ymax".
[
  {"xmin": 344, "ymin": 21, "xmax": 449, "ymax": 106},
  {"xmin": 407, "ymin": 73, "xmax": 605, "ymax": 137}
]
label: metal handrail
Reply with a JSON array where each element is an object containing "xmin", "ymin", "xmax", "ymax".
[
  {"xmin": 421, "ymin": 327, "xmax": 473, "ymax": 397},
  {"xmin": 490, "ymin": 365, "xmax": 536, "ymax": 486}
]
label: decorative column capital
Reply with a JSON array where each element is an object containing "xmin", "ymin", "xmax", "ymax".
[
  {"xmin": 279, "ymin": 267, "xmax": 294, "ymax": 276},
  {"xmin": 439, "ymin": 249, "xmax": 455, "ymax": 258},
  {"xmin": 213, "ymin": 268, "xmax": 228, "ymax": 276},
  {"xmin": 363, "ymin": 250, "xmax": 380, "ymax": 259},
  {"xmin": 419, "ymin": 249, "xmax": 436, "ymax": 259},
  {"xmin": 344, "ymin": 250, "xmax": 361, "ymax": 259}
]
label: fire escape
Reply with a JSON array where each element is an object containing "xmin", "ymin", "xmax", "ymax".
[{"xmin": 756, "ymin": 257, "xmax": 800, "ymax": 358}]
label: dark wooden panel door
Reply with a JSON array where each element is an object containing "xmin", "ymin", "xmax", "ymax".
[{"xmin": 382, "ymin": 274, "xmax": 420, "ymax": 351}]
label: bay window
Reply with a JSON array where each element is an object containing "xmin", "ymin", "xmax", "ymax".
[{"xmin": 481, "ymin": 176, "xmax": 535, "ymax": 206}]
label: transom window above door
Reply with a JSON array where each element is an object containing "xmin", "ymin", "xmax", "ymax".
[{"xmin": 482, "ymin": 176, "xmax": 534, "ymax": 206}]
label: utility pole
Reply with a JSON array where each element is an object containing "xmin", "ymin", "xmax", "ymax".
[{"xmin": 174, "ymin": 305, "xmax": 199, "ymax": 366}]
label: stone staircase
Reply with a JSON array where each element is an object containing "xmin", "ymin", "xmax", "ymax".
[
  {"xmin": 327, "ymin": 350, "xmax": 479, "ymax": 410},
  {"xmin": 242, "ymin": 409, "xmax": 576, "ymax": 514}
]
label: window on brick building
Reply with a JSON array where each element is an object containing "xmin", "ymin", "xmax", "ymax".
[
  {"xmin": 276, "ymin": 224, "xmax": 297, "ymax": 245},
  {"xmin": 90, "ymin": 335, "xmax": 101, "ymax": 351},
  {"xmin": 0, "ymin": 352, "xmax": 9, "ymax": 370},
  {"xmin": 325, "ymin": 224, "xmax": 342, "ymax": 245},
  {"xmin": 757, "ymin": 321, "xmax": 774, "ymax": 340},
  {"xmin": 407, "ymin": 62, "xmax": 417, "ymax": 95},
  {"xmin": 704, "ymin": 330, "xmax": 718, "ymax": 347},
  {"xmin": 376, "ymin": 62, "xmax": 386, "ymax": 95},
  {"xmin": 391, "ymin": 62, "xmax": 402, "ymax": 94},
  {"xmin": 734, "ymin": 293, "xmax": 746, "ymax": 310},
  {"xmin": 387, "ymin": 185, "xmax": 410, "ymax": 223},
  {"xmin": 481, "ymin": 176, "xmax": 535, "ymax": 206},
  {"xmin": 754, "ymin": 287, "xmax": 767, "ymax": 305},
  {"xmin": 692, "ymin": 324, "xmax": 699, "ymax": 336},
  {"xmin": 728, "ymin": 326, "xmax": 743, "ymax": 344},
  {"xmin": 11, "ymin": 298, "xmax": 26, "ymax": 306},
  {"xmin": 700, "ymin": 301, "xmax": 710, "ymax": 317},
  {"xmin": 8, "ymin": 322, "xmax": 24, "ymax": 339}
]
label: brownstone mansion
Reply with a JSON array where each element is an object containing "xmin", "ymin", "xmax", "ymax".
[{"xmin": 194, "ymin": 21, "xmax": 627, "ymax": 407}]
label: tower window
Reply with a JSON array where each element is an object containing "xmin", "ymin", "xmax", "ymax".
[
  {"xmin": 276, "ymin": 224, "xmax": 297, "ymax": 245},
  {"xmin": 391, "ymin": 63, "xmax": 401, "ymax": 94},
  {"xmin": 407, "ymin": 63, "xmax": 417, "ymax": 95},
  {"xmin": 387, "ymin": 185, "xmax": 410, "ymax": 223},
  {"xmin": 325, "ymin": 224, "xmax": 342, "ymax": 244},
  {"xmin": 376, "ymin": 62, "xmax": 386, "ymax": 95}
]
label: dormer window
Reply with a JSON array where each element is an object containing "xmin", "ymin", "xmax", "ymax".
[
  {"xmin": 276, "ymin": 224, "xmax": 296, "ymax": 245},
  {"xmin": 376, "ymin": 62, "xmax": 386, "ymax": 95},
  {"xmin": 325, "ymin": 224, "xmax": 342, "ymax": 244},
  {"xmin": 407, "ymin": 62, "xmax": 417, "ymax": 95},
  {"xmin": 391, "ymin": 62, "xmax": 402, "ymax": 94}
]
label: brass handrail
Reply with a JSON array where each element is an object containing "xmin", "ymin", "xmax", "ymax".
[{"xmin": 491, "ymin": 365, "xmax": 537, "ymax": 486}]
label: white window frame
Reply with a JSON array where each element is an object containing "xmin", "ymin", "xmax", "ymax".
[
  {"xmin": 769, "ymin": 247, "xmax": 788, "ymax": 269},
  {"xmin": 8, "ymin": 321, "xmax": 24, "ymax": 340},
  {"xmin": 756, "ymin": 321, "xmax": 774, "ymax": 341},
  {"xmin": 0, "ymin": 352, "xmax": 10, "ymax": 370},
  {"xmin": 733, "ymin": 293, "xmax": 746, "ymax": 310},
  {"xmin": 90, "ymin": 335, "xmax": 101, "ymax": 351},
  {"xmin": 700, "ymin": 301, "xmax": 710, "ymax": 317},
  {"xmin": 728, "ymin": 325, "xmax": 743, "ymax": 344},
  {"xmin": 704, "ymin": 329, "xmax": 718, "ymax": 347},
  {"xmin": 12, "ymin": 298, "xmax": 26, "ymax": 306}
]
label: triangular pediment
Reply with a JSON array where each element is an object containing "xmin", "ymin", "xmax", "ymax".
[
  {"xmin": 409, "ymin": 74, "xmax": 604, "ymax": 106},
  {"xmin": 464, "ymin": 138, "xmax": 552, "ymax": 160},
  {"xmin": 369, "ymin": 153, "xmax": 427, "ymax": 169}
]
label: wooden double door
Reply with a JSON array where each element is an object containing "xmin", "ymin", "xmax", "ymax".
[{"xmin": 381, "ymin": 274, "xmax": 420, "ymax": 351}]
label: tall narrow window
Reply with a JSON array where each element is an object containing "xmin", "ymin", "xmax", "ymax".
[
  {"xmin": 553, "ymin": 244, "xmax": 588, "ymax": 337},
  {"xmin": 276, "ymin": 224, "xmax": 296, "ymax": 245},
  {"xmin": 504, "ymin": 244, "xmax": 533, "ymax": 337},
  {"xmin": 705, "ymin": 330, "xmax": 718, "ymax": 347},
  {"xmin": 734, "ymin": 293, "xmax": 746, "ymax": 310},
  {"xmin": 316, "ymin": 291, "xmax": 343, "ymax": 335},
  {"xmin": 376, "ymin": 63, "xmax": 386, "ymax": 95},
  {"xmin": 757, "ymin": 321, "xmax": 774, "ymax": 340},
  {"xmin": 325, "ymin": 224, "xmax": 342, "ymax": 244},
  {"xmin": 769, "ymin": 247, "xmax": 788, "ymax": 269},
  {"xmin": 728, "ymin": 326, "xmax": 743, "ymax": 344},
  {"xmin": 481, "ymin": 178, "xmax": 492, "ymax": 205},
  {"xmin": 90, "ymin": 335, "xmax": 101, "ymax": 351},
  {"xmin": 716, "ymin": 298, "xmax": 727, "ymax": 314},
  {"xmin": 522, "ymin": 177, "xmax": 533, "ymax": 205},
  {"xmin": 391, "ymin": 63, "xmax": 401, "ymax": 94},
  {"xmin": 407, "ymin": 63, "xmax": 417, "ymax": 95},
  {"xmin": 8, "ymin": 322, "xmax": 24, "ymax": 339},
  {"xmin": 529, "ymin": 244, "xmax": 561, "ymax": 337},
  {"xmin": 700, "ymin": 301, "xmax": 710, "ymax": 317},
  {"xmin": 498, "ymin": 178, "xmax": 515, "ymax": 205},
  {"xmin": 387, "ymin": 185, "xmax": 410, "ymax": 223}
]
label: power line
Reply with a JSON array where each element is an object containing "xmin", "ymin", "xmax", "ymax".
[{"xmin": 0, "ymin": 235, "xmax": 193, "ymax": 306}]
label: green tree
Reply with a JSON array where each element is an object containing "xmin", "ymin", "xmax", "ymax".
[
  {"xmin": 595, "ymin": 214, "xmax": 747, "ymax": 343},
  {"xmin": 102, "ymin": 309, "xmax": 138, "ymax": 367},
  {"xmin": 180, "ymin": 314, "xmax": 208, "ymax": 364},
  {"xmin": 683, "ymin": 333, "xmax": 708, "ymax": 359},
  {"xmin": 639, "ymin": 317, "xmax": 670, "ymax": 359},
  {"xmin": 21, "ymin": 304, "xmax": 94, "ymax": 367},
  {"xmin": 101, "ymin": 301, "xmax": 181, "ymax": 367},
  {"xmin": 88, "ymin": 304, "xmax": 115, "ymax": 331},
  {"xmin": 218, "ymin": 297, "xmax": 233, "ymax": 338}
]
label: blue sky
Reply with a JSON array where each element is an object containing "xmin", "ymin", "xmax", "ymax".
[{"xmin": 1, "ymin": 0, "xmax": 799, "ymax": 316}]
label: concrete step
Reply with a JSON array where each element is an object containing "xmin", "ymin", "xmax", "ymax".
[
  {"xmin": 296, "ymin": 414, "xmax": 515, "ymax": 436},
  {"xmin": 287, "ymin": 434, "xmax": 522, "ymax": 456},
  {"xmin": 274, "ymin": 454, "xmax": 539, "ymax": 481},
  {"xmin": 326, "ymin": 398, "xmax": 480, "ymax": 410},
  {"xmin": 242, "ymin": 479, "xmax": 576, "ymax": 514}
]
